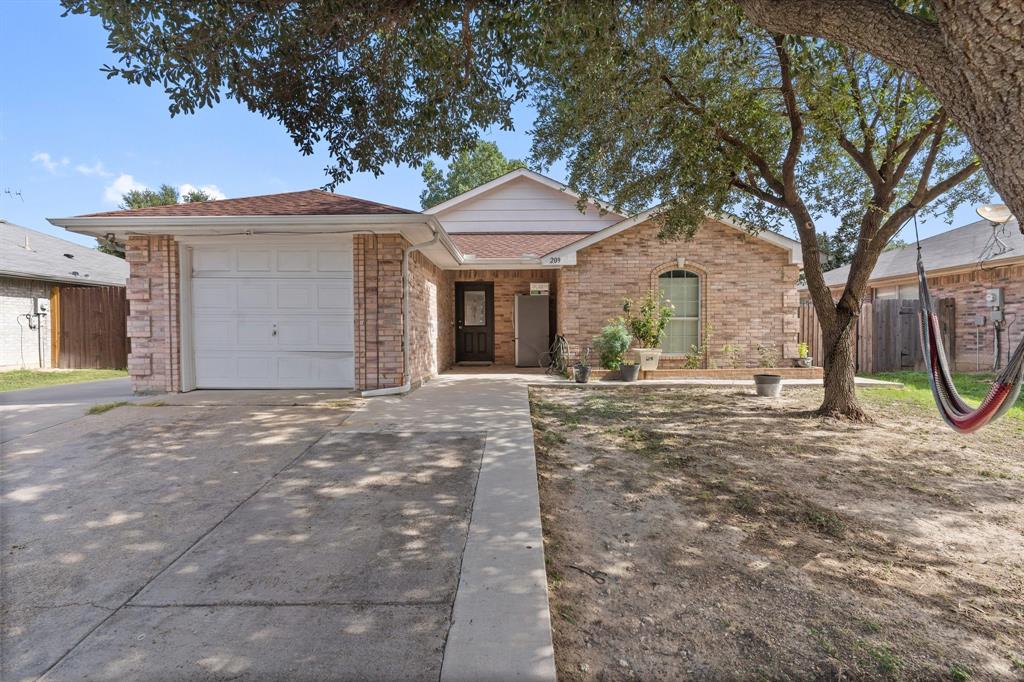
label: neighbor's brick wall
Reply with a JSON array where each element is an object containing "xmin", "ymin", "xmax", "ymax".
[
  {"xmin": 559, "ymin": 219, "xmax": 800, "ymax": 367},
  {"xmin": 353, "ymin": 234, "xmax": 455, "ymax": 391},
  {"xmin": 0, "ymin": 277, "xmax": 52, "ymax": 369},
  {"xmin": 454, "ymin": 269, "xmax": 557, "ymax": 365},
  {"xmin": 125, "ymin": 236, "xmax": 180, "ymax": 393},
  {"xmin": 871, "ymin": 263, "xmax": 1024, "ymax": 372}
]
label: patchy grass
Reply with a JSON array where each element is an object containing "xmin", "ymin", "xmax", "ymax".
[
  {"xmin": 532, "ymin": 385, "xmax": 1024, "ymax": 681},
  {"xmin": 0, "ymin": 369, "xmax": 127, "ymax": 392},
  {"xmin": 864, "ymin": 370, "xmax": 1024, "ymax": 421},
  {"xmin": 87, "ymin": 401, "xmax": 129, "ymax": 415}
]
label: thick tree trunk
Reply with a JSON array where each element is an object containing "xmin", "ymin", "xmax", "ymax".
[
  {"xmin": 736, "ymin": 0, "xmax": 1024, "ymax": 233},
  {"xmin": 818, "ymin": 316, "xmax": 868, "ymax": 420}
]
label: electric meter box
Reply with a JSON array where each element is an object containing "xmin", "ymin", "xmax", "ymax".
[
  {"xmin": 985, "ymin": 288, "xmax": 1004, "ymax": 308},
  {"xmin": 34, "ymin": 298, "xmax": 50, "ymax": 315}
]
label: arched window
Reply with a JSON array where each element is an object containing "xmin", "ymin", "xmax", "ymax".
[{"xmin": 658, "ymin": 270, "xmax": 700, "ymax": 353}]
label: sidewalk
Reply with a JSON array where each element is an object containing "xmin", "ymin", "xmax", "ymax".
[{"xmin": 342, "ymin": 373, "xmax": 557, "ymax": 681}]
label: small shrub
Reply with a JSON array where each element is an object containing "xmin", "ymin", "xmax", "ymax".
[
  {"xmin": 622, "ymin": 291, "xmax": 673, "ymax": 348},
  {"xmin": 797, "ymin": 341, "xmax": 810, "ymax": 359},
  {"xmin": 594, "ymin": 319, "xmax": 632, "ymax": 370},
  {"xmin": 720, "ymin": 343, "xmax": 742, "ymax": 368},
  {"xmin": 756, "ymin": 343, "xmax": 781, "ymax": 368}
]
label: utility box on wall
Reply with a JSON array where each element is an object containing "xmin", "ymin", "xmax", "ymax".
[{"xmin": 985, "ymin": 288, "xmax": 1004, "ymax": 308}]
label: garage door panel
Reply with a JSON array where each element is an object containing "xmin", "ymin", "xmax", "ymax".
[
  {"xmin": 193, "ymin": 280, "xmax": 235, "ymax": 311},
  {"xmin": 192, "ymin": 241, "xmax": 353, "ymax": 279},
  {"xmin": 194, "ymin": 351, "xmax": 353, "ymax": 388},
  {"xmin": 317, "ymin": 282, "xmax": 353, "ymax": 310},
  {"xmin": 317, "ymin": 248, "xmax": 353, "ymax": 272},
  {"xmin": 191, "ymin": 240, "xmax": 354, "ymax": 389},
  {"xmin": 193, "ymin": 248, "xmax": 232, "ymax": 273},
  {"xmin": 238, "ymin": 283, "xmax": 275, "ymax": 310}
]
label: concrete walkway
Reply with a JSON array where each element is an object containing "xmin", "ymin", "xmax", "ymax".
[
  {"xmin": 0, "ymin": 377, "xmax": 134, "ymax": 444},
  {"xmin": 344, "ymin": 373, "xmax": 557, "ymax": 681}
]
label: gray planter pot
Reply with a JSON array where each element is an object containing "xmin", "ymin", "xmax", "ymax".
[
  {"xmin": 574, "ymin": 365, "xmax": 591, "ymax": 383},
  {"xmin": 620, "ymin": 364, "xmax": 641, "ymax": 382},
  {"xmin": 796, "ymin": 357, "xmax": 813, "ymax": 368},
  {"xmin": 753, "ymin": 373, "xmax": 783, "ymax": 397}
]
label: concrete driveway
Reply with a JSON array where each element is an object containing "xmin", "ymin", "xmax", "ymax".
[{"xmin": 1, "ymin": 391, "xmax": 484, "ymax": 681}]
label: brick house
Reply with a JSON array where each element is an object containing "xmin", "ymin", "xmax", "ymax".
[
  {"xmin": 51, "ymin": 169, "xmax": 802, "ymax": 394},
  {"xmin": 1, "ymin": 220, "xmax": 128, "ymax": 370},
  {"xmin": 818, "ymin": 217, "xmax": 1024, "ymax": 372}
]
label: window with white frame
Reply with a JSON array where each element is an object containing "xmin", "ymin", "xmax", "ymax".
[{"xmin": 658, "ymin": 270, "xmax": 700, "ymax": 353}]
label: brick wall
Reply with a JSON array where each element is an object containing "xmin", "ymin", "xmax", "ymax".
[
  {"xmin": 453, "ymin": 270, "xmax": 557, "ymax": 365},
  {"xmin": 0, "ymin": 277, "xmax": 52, "ymax": 369},
  {"xmin": 558, "ymin": 219, "xmax": 801, "ymax": 368},
  {"xmin": 125, "ymin": 236, "xmax": 180, "ymax": 393},
  {"xmin": 353, "ymin": 234, "xmax": 455, "ymax": 391},
  {"xmin": 902, "ymin": 263, "xmax": 1023, "ymax": 372}
]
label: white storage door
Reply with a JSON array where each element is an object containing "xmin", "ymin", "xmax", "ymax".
[{"xmin": 190, "ymin": 237, "xmax": 354, "ymax": 388}]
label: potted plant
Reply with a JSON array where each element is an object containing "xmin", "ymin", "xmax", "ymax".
[
  {"xmin": 594, "ymin": 319, "xmax": 633, "ymax": 381},
  {"xmin": 754, "ymin": 343, "xmax": 783, "ymax": 397},
  {"xmin": 620, "ymin": 360, "xmax": 641, "ymax": 382},
  {"xmin": 574, "ymin": 348, "xmax": 592, "ymax": 383},
  {"xmin": 622, "ymin": 292, "xmax": 674, "ymax": 371},
  {"xmin": 796, "ymin": 342, "xmax": 813, "ymax": 368}
]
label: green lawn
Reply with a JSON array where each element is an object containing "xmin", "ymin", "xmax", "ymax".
[
  {"xmin": 863, "ymin": 370, "xmax": 1024, "ymax": 421},
  {"xmin": 0, "ymin": 369, "xmax": 128, "ymax": 393}
]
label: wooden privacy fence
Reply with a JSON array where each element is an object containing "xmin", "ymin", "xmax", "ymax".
[
  {"xmin": 798, "ymin": 298, "xmax": 955, "ymax": 374},
  {"xmin": 54, "ymin": 285, "xmax": 128, "ymax": 369}
]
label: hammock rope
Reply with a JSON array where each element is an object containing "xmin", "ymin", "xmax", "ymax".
[{"xmin": 914, "ymin": 215, "xmax": 1024, "ymax": 433}]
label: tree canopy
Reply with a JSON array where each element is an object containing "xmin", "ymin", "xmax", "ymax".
[
  {"xmin": 120, "ymin": 183, "xmax": 212, "ymax": 210},
  {"xmin": 420, "ymin": 140, "xmax": 525, "ymax": 208}
]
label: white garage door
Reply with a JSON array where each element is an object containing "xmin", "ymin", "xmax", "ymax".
[{"xmin": 190, "ymin": 237, "xmax": 354, "ymax": 388}]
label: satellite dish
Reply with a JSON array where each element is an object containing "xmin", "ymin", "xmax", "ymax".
[{"xmin": 977, "ymin": 204, "xmax": 1013, "ymax": 224}]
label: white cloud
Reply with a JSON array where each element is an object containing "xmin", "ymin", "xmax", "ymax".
[
  {"xmin": 31, "ymin": 152, "xmax": 69, "ymax": 174},
  {"xmin": 179, "ymin": 183, "xmax": 226, "ymax": 201},
  {"xmin": 75, "ymin": 161, "xmax": 112, "ymax": 178},
  {"xmin": 104, "ymin": 174, "xmax": 147, "ymax": 204}
]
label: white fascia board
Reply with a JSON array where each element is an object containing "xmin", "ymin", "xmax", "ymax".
[
  {"xmin": 540, "ymin": 207, "xmax": 803, "ymax": 265},
  {"xmin": 449, "ymin": 256, "xmax": 558, "ymax": 271},
  {"xmin": 49, "ymin": 213, "xmax": 466, "ymax": 267},
  {"xmin": 423, "ymin": 167, "xmax": 626, "ymax": 218}
]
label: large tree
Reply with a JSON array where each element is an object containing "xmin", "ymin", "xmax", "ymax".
[
  {"xmin": 420, "ymin": 140, "xmax": 524, "ymax": 208},
  {"xmin": 65, "ymin": 1, "xmax": 988, "ymax": 417},
  {"xmin": 527, "ymin": 5, "xmax": 985, "ymax": 418},
  {"xmin": 735, "ymin": 0, "xmax": 1024, "ymax": 236}
]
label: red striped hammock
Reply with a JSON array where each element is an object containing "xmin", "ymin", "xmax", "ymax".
[{"xmin": 917, "ymin": 253, "xmax": 1024, "ymax": 433}]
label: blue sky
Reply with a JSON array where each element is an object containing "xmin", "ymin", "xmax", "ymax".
[{"xmin": 0, "ymin": 0, "xmax": 993, "ymax": 250}]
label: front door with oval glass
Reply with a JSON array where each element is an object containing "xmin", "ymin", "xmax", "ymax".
[{"xmin": 455, "ymin": 282, "xmax": 494, "ymax": 362}]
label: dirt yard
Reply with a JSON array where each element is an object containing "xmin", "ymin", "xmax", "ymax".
[{"xmin": 530, "ymin": 385, "xmax": 1024, "ymax": 681}]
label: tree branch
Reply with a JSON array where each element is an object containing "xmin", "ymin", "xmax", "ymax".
[
  {"xmin": 735, "ymin": 0, "xmax": 950, "ymax": 81},
  {"xmin": 729, "ymin": 176, "xmax": 787, "ymax": 208},
  {"xmin": 773, "ymin": 34, "xmax": 803, "ymax": 203},
  {"xmin": 660, "ymin": 73, "xmax": 786, "ymax": 194}
]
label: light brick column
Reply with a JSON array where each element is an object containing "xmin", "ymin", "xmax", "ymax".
[{"xmin": 125, "ymin": 236, "xmax": 180, "ymax": 393}]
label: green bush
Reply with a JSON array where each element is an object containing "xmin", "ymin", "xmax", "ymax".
[
  {"xmin": 622, "ymin": 291, "xmax": 673, "ymax": 348},
  {"xmin": 594, "ymin": 319, "xmax": 632, "ymax": 370}
]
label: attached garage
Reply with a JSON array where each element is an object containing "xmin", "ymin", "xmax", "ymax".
[{"xmin": 186, "ymin": 236, "xmax": 354, "ymax": 389}]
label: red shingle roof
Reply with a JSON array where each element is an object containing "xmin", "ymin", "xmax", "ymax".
[
  {"xmin": 449, "ymin": 232, "xmax": 588, "ymax": 259},
  {"xmin": 77, "ymin": 190, "xmax": 415, "ymax": 218}
]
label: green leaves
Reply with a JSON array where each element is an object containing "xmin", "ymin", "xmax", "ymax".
[{"xmin": 419, "ymin": 140, "xmax": 525, "ymax": 208}]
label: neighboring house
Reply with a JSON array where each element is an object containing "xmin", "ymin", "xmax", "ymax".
[
  {"xmin": 818, "ymin": 217, "xmax": 1023, "ymax": 372},
  {"xmin": 50, "ymin": 169, "xmax": 803, "ymax": 394},
  {"xmin": 1, "ymin": 220, "xmax": 129, "ymax": 370}
]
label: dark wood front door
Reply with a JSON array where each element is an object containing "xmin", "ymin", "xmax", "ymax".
[{"xmin": 455, "ymin": 282, "xmax": 494, "ymax": 362}]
